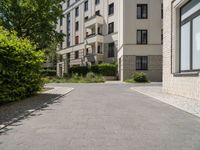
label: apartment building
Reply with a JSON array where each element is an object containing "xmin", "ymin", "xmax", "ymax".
[
  {"xmin": 57, "ymin": 0, "xmax": 163, "ymax": 82},
  {"xmin": 118, "ymin": 0, "xmax": 163, "ymax": 81},
  {"xmin": 57, "ymin": 0, "xmax": 119, "ymax": 77},
  {"xmin": 163, "ymin": 0, "xmax": 200, "ymax": 99}
]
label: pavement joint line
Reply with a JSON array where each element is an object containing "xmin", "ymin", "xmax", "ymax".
[
  {"xmin": 130, "ymin": 87, "xmax": 200, "ymax": 118},
  {"xmin": 0, "ymin": 87, "xmax": 74, "ymax": 131}
]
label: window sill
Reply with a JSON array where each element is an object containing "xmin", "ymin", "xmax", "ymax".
[{"xmin": 173, "ymin": 72, "xmax": 199, "ymax": 77}]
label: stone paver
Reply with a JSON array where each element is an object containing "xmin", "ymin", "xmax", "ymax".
[
  {"xmin": 132, "ymin": 85, "xmax": 200, "ymax": 117},
  {"xmin": 1, "ymin": 83, "xmax": 200, "ymax": 150}
]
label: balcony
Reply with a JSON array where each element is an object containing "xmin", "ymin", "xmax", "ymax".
[
  {"xmin": 85, "ymin": 33, "xmax": 103, "ymax": 45},
  {"xmin": 85, "ymin": 15, "xmax": 104, "ymax": 28}
]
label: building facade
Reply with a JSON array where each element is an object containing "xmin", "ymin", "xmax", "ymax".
[
  {"xmin": 118, "ymin": 0, "xmax": 163, "ymax": 81},
  {"xmin": 57, "ymin": 0, "xmax": 163, "ymax": 82},
  {"xmin": 163, "ymin": 0, "xmax": 200, "ymax": 99}
]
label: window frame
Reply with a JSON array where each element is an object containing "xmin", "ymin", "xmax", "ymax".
[
  {"xmin": 108, "ymin": 42, "xmax": 115, "ymax": 58},
  {"xmin": 179, "ymin": 1, "xmax": 200, "ymax": 72},
  {"xmin": 75, "ymin": 51, "xmax": 79, "ymax": 59},
  {"xmin": 108, "ymin": 22, "xmax": 114, "ymax": 34},
  {"xmin": 108, "ymin": 3, "xmax": 114, "ymax": 16},
  {"xmin": 75, "ymin": 7, "xmax": 79, "ymax": 17},
  {"xmin": 137, "ymin": 4, "xmax": 148, "ymax": 19},
  {"xmin": 84, "ymin": 1, "xmax": 88, "ymax": 12},
  {"xmin": 136, "ymin": 56, "xmax": 148, "ymax": 71},
  {"xmin": 95, "ymin": 0, "xmax": 100, "ymax": 5},
  {"xmin": 137, "ymin": 30, "xmax": 148, "ymax": 44}
]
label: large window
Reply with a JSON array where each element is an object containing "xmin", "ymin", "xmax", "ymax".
[
  {"xmin": 84, "ymin": 1, "xmax": 88, "ymax": 11},
  {"xmin": 180, "ymin": 0, "xmax": 200, "ymax": 71},
  {"xmin": 137, "ymin": 4, "xmax": 148, "ymax": 19},
  {"xmin": 108, "ymin": 3, "xmax": 114, "ymax": 15},
  {"xmin": 75, "ymin": 21, "xmax": 79, "ymax": 31},
  {"xmin": 137, "ymin": 30, "xmax": 148, "ymax": 44},
  {"xmin": 75, "ymin": 7, "xmax": 79, "ymax": 17},
  {"xmin": 136, "ymin": 56, "xmax": 148, "ymax": 70},
  {"xmin": 108, "ymin": 43, "xmax": 115, "ymax": 58},
  {"xmin": 108, "ymin": 22, "xmax": 114, "ymax": 34},
  {"xmin": 95, "ymin": 0, "xmax": 100, "ymax": 5}
]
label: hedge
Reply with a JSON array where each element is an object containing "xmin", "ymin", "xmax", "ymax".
[
  {"xmin": 69, "ymin": 63, "xmax": 117, "ymax": 77},
  {"xmin": 0, "ymin": 27, "xmax": 44, "ymax": 103},
  {"xmin": 97, "ymin": 63, "xmax": 117, "ymax": 76},
  {"xmin": 69, "ymin": 66, "xmax": 89, "ymax": 76},
  {"xmin": 41, "ymin": 69, "xmax": 56, "ymax": 76}
]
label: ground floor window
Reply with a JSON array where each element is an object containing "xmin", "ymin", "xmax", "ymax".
[
  {"xmin": 75, "ymin": 51, "xmax": 79, "ymax": 59},
  {"xmin": 136, "ymin": 56, "xmax": 148, "ymax": 70},
  {"xmin": 180, "ymin": 0, "xmax": 200, "ymax": 71}
]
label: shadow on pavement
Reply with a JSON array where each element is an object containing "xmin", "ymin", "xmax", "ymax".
[{"xmin": 0, "ymin": 93, "xmax": 62, "ymax": 135}]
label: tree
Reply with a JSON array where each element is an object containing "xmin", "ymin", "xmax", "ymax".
[{"xmin": 0, "ymin": 0, "xmax": 64, "ymax": 50}]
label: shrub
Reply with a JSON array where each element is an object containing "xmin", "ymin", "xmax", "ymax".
[
  {"xmin": 86, "ymin": 72, "xmax": 96, "ymax": 79},
  {"xmin": 41, "ymin": 69, "xmax": 56, "ymax": 76},
  {"xmin": 69, "ymin": 66, "xmax": 89, "ymax": 76},
  {"xmin": 133, "ymin": 72, "xmax": 148, "ymax": 83},
  {"xmin": 0, "ymin": 27, "xmax": 44, "ymax": 103},
  {"xmin": 98, "ymin": 63, "xmax": 117, "ymax": 76},
  {"xmin": 90, "ymin": 65, "xmax": 100, "ymax": 74}
]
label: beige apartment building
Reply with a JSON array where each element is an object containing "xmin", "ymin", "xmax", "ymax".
[
  {"xmin": 57, "ymin": 0, "xmax": 163, "ymax": 82},
  {"xmin": 163, "ymin": 0, "xmax": 200, "ymax": 99}
]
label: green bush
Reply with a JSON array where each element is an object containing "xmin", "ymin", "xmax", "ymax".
[
  {"xmin": 69, "ymin": 66, "xmax": 89, "ymax": 76},
  {"xmin": 133, "ymin": 72, "xmax": 148, "ymax": 83},
  {"xmin": 0, "ymin": 27, "xmax": 44, "ymax": 103},
  {"xmin": 41, "ymin": 69, "xmax": 56, "ymax": 76},
  {"xmin": 90, "ymin": 65, "xmax": 100, "ymax": 74},
  {"xmin": 98, "ymin": 63, "xmax": 117, "ymax": 76}
]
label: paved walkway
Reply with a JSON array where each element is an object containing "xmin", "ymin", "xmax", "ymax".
[
  {"xmin": 1, "ymin": 83, "xmax": 200, "ymax": 150},
  {"xmin": 132, "ymin": 85, "xmax": 200, "ymax": 118}
]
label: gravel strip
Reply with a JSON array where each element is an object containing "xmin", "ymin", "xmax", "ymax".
[{"xmin": 131, "ymin": 85, "xmax": 200, "ymax": 118}]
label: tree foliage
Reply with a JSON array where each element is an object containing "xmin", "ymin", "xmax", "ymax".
[
  {"xmin": 0, "ymin": 0, "xmax": 64, "ymax": 50},
  {"xmin": 0, "ymin": 26, "xmax": 45, "ymax": 103}
]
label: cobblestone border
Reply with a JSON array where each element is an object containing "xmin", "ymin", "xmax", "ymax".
[{"xmin": 131, "ymin": 86, "xmax": 200, "ymax": 118}]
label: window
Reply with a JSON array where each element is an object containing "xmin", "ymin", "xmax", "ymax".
[
  {"xmin": 75, "ymin": 7, "xmax": 79, "ymax": 17},
  {"xmin": 60, "ymin": 30, "xmax": 63, "ymax": 49},
  {"xmin": 96, "ymin": 10, "xmax": 100, "ymax": 16},
  {"xmin": 180, "ymin": 0, "xmax": 200, "ymax": 71},
  {"xmin": 137, "ymin": 4, "xmax": 148, "ymax": 19},
  {"xmin": 97, "ymin": 45, "xmax": 101, "ymax": 53},
  {"xmin": 75, "ymin": 21, "xmax": 79, "ymax": 31},
  {"xmin": 161, "ymin": 3, "xmax": 163, "ymax": 19},
  {"xmin": 108, "ymin": 3, "xmax": 114, "ymax": 15},
  {"xmin": 84, "ymin": 1, "xmax": 88, "ymax": 11},
  {"xmin": 161, "ymin": 29, "xmax": 163, "ymax": 44},
  {"xmin": 67, "ymin": 13, "xmax": 71, "ymax": 47},
  {"xmin": 85, "ymin": 16, "xmax": 89, "ymax": 21},
  {"xmin": 60, "ymin": 17, "xmax": 63, "ymax": 26},
  {"xmin": 108, "ymin": 22, "xmax": 114, "ymax": 34},
  {"xmin": 67, "ymin": 53, "xmax": 70, "ymax": 62},
  {"xmin": 67, "ymin": 0, "xmax": 70, "ymax": 7},
  {"xmin": 95, "ymin": 0, "xmax": 100, "ymax": 5},
  {"xmin": 136, "ymin": 56, "xmax": 148, "ymax": 70},
  {"xmin": 108, "ymin": 43, "xmax": 115, "ymax": 58},
  {"xmin": 137, "ymin": 30, "xmax": 148, "ymax": 44},
  {"xmin": 75, "ymin": 36, "xmax": 79, "ymax": 44},
  {"xmin": 75, "ymin": 51, "xmax": 79, "ymax": 59}
]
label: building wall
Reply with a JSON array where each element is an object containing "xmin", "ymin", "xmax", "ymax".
[
  {"xmin": 57, "ymin": 0, "xmax": 119, "ymax": 71},
  {"xmin": 118, "ymin": 0, "xmax": 163, "ymax": 81},
  {"xmin": 163, "ymin": 0, "xmax": 200, "ymax": 100}
]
